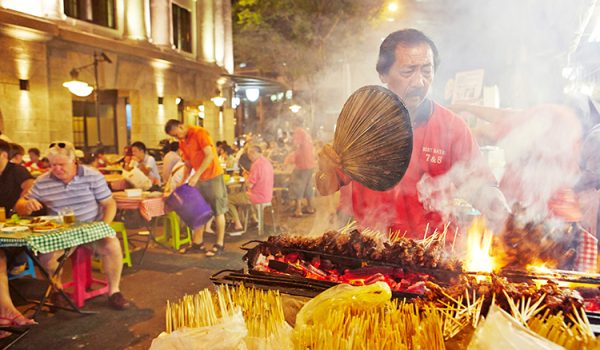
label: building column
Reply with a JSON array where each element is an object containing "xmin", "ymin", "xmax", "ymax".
[
  {"xmin": 197, "ymin": 0, "xmax": 215, "ymax": 63},
  {"xmin": 222, "ymin": 0, "xmax": 233, "ymax": 73},
  {"xmin": 213, "ymin": 0, "xmax": 225, "ymax": 68},
  {"xmin": 124, "ymin": 0, "xmax": 149, "ymax": 40},
  {"xmin": 150, "ymin": 0, "xmax": 171, "ymax": 47}
]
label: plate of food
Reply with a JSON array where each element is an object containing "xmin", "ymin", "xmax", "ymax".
[
  {"xmin": 1, "ymin": 226, "xmax": 29, "ymax": 233},
  {"xmin": 32, "ymin": 221, "xmax": 64, "ymax": 232}
]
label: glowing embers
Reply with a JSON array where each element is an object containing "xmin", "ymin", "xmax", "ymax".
[{"xmin": 464, "ymin": 217, "xmax": 495, "ymax": 277}]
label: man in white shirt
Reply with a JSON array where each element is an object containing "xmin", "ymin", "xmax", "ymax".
[{"xmin": 130, "ymin": 141, "xmax": 161, "ymax": 186}]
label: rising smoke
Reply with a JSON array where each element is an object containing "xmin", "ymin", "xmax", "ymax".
[{"xmin": 306, "ymin": 0, "xmax": 595, "ymax": 235}]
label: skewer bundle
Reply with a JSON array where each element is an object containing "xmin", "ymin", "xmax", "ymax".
[
  {"xmin": 164, "ymin": 285, "xmax": 290, "ymax": 349},
  {"xmin": 227, "ymin": 285, "xmax": 289, "ymax": 341},
  {"xmin": 330, "ymin": 85, "xmax": 413, "ymax": 191},
  {"xmin": 528, "ymin": 308, "xmax": 600, "ymax": 350},
  {"xmin": 165, "ymin": 288, "xmax": 231, "ymax": 333},
  {"xmin": 294, "ymin": 300, "xmax": 449, "ymax": 349}
]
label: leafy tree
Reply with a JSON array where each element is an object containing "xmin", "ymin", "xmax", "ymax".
[{"xmin": 233, "ymin": 0, "xmax": 387, "ymax": 88}]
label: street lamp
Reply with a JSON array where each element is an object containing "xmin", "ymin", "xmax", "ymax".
[
  {"xmin": 245, "ymin": 88, "xmax": 260, "ymax": 102},
  {"xmin": 211, "ymin": 95, "xmax": 226, "ymax": 107},
  {"xmin": 289, "ymin": 104, "xmax": 302, "ymax": 113},
  {"xmin": 62, "ymin": 52, "xmax": 112, "ymax": 146}
]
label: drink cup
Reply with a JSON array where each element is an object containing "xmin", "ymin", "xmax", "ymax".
[
  {"xmin": 60, "ymin": 208, "xmax": 76, "ymax": 225},
  {"xmin": 0, "ymin": 207, "xmax": 5, "ymax": 222}
]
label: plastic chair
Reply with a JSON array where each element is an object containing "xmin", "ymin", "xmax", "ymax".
[
  {"xmin": 91, "ymin": 221, "xmax": 132, "ymax": 271},
  {"xmin": 62, "ymin": 247, "xmax": 109, "ymax": 308},
  {"xmin": 155, "ymin": 211, "xmax": 191, "ymax": 250},
  {"xmin": 8, "ymin": 255, "xmax": 36, "ymax": 281},
  {"xmin": 243, "ymin": 202, "xmax": 276, "ymax": 236}
]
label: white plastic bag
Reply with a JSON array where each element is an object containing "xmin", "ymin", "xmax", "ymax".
[
  {"xmin": 468, "ymin": 304, "xmax": 564, "ymax": 350},
  {"xmin": 149, "ymin": 309, "xmax": 248, "ymax": 350},
  {"xmin": 244, "ymin": 322, "xmax": 293, "ymax": 350},
  {"xmin": 122, "ymin": 167, "xmax": 152, "ymax": 190}
]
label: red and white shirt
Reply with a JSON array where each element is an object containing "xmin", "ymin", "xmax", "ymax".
[{"xmin": 346, "ymin": 100, "xmax": 494, "ymax": 237}]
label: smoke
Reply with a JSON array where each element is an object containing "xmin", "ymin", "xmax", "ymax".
[{"xmin": 300, "ymin": 0, "xmax": 594, "ymax": 236}]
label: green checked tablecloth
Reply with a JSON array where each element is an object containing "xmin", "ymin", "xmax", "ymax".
[{"xmin": 0, "ymin": 222, "xmax": 116, "ymax": 254}]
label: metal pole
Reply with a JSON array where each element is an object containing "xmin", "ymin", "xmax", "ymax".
[{"xmin": 93, "ymin": 53, "xmax": 102, "ymax": 146}]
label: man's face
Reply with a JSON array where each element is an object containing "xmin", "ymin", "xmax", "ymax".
[
  {"xmin": 29, "ymin": 152, "xmax": 39, "ymax": 162},
  {"xmin": 49, "ymin": 154, "xmax": 77, "ymax": 183},
  {"xmin": 168, "ymin": 125, "xmax": 186, "ymax": 140},
  {"xmin": 380, "ymin": 42, "xmax": 434, "ymax": 113},
  {"xmin": 131, "ymin": 147, "xmax": 144, "ymax": 162},
  {"xmin": 248, "ymin": 149, "xmax": 259, "ymax": 162}
]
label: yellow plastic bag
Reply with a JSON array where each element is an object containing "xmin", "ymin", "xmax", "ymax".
[{"xmin": 295, "ymin": 281, "xmax": 392, "ymax": 330}]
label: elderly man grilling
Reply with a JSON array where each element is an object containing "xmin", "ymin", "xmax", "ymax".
[{"xmin": 16, "ymin": 141, "xmax": 129, "ymax": 310}]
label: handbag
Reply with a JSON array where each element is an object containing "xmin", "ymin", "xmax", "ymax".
[{"xmin": 165, "ymin": 184, "xmax": 213, "ymax": 230}]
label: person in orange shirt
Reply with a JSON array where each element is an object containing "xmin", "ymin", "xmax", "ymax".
[{"xmin": 165, "ymin": 120, "xmax": 227, "ymax": 257}]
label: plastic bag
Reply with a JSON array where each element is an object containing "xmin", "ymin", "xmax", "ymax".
[
  {"xmin": 149, "ymin": 309, "xmax": 248, "ymax": 350},
  {"xmin": 468, "ymin": 304, "xmax": 564, "ymax": 350},
  {"xmin": 122, "ymin": 167, "xmax": 152, "ymax": 190},
  {"xmin": 164, "ymin": 184, "xmax": 213, "ymax": 230},
  {"xmin": 244, "ymin": 321, "xmax": 293, "ymax": 350},
  {"xmin": 295, "ymin": 281, "xmax": 391, "ymax": 330}
]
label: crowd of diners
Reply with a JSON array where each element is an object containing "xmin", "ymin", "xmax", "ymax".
[{"xmin": 0, "ymin": 115, "xmax": 320, "ymax": 331}]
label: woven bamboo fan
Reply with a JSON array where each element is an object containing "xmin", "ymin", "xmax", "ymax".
[{"xmin": 332, "ymin": 85, "xmax": 412, "ymax": 191}]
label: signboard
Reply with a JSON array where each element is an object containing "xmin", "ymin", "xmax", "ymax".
[{"xmin": 451, "ymin": 69, "xmax": 485, "ymax": 105}]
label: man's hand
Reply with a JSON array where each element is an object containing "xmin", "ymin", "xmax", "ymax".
[
  {"xmin": 188, "ymin": 173, "xmax": 201, "ymax": 187},
  {"xmin": 23, "ymin": 198, "xmax": 43, "ymax": 214},
  {"xmin": 316, "ymin": 144, "xmax": 342, "ymax": 196}
]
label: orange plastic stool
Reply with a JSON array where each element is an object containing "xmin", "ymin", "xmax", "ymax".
[{"xmin": 62, "ymin": 247, "xmax": 109, "ymax": 308}]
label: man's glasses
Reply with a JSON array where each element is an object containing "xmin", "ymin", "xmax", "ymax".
[{"xmin": 49, "ymin": 142, "xmax": 68, "ymax": 148}]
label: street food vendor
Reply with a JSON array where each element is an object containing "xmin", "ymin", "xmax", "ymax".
[{"xmin": 317, "ymin": 28, "xmax": 508, "ymax": 237}]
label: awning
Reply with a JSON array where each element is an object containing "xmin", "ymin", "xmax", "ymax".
[{"xmin": 222, "ymin": 74, "xmax": 289, "ymax": 94}]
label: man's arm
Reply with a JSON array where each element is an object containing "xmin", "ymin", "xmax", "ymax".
[
  {"xmin": 188, "ymin": 146, "xmax": 214, "ymax": 187},
  {"xmin": 99, "ymin": 196, "xmax": 117, "ymax": 224},
  {"xmin": 19, "ymin": 178, "xmax": 34, "ymax": 197}
]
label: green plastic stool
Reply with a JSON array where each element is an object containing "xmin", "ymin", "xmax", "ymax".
[
  {"xmin": 156, "ymin": 212, "xmax": 191, "ymax": 250},
  {"xmin": 92, "ymin": 221, "xmax": 132, "ymax": 271}
]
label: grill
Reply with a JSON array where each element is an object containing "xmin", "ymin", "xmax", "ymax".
[
  {"xmin": 210, "ymin": 239, "xmax": 460, "ymax": 299},
  {"xmin": 210, "ymin": 238, "xmax": 600, "ymax": 334}
]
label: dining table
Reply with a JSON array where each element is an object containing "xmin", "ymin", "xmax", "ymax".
[
  {"xmin": 112, "ymin": 191, "xmax": 166, "ymax": 262},
  {"xmin": 0, "ymin": 221, "xmax": 117, "ymax": 318}
]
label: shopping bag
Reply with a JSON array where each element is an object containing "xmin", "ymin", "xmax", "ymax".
[{"xmin": 165, "ymin": 184, "xmax": 213, "ymax": 230}]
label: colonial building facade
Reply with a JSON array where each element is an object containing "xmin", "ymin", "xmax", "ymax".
[{"xmin": 0, "ymin": 0, "xmax": 235, "ymax": 153}]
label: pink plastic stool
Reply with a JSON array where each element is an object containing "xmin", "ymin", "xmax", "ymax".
[{"xmin": 62, "ymin": 247, "xmax": 109, "ymax": 308}]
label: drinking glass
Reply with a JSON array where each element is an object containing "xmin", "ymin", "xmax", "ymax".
[{"xmin": 60, "ymin": 208, "xmax": 76, "ymax": 225}]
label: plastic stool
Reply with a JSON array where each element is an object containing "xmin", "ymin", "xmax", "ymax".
[
  {"xmin": 91, "ymin": 221, "xmax": 132, "ymax": 271},
  {"xmin": 243, "ymin": 202, "xmax": 276, "ymax": 236},
  {"xmin": 8, "ymin": 255, "xmax": 36, "ymax": 281},
  {"xmin": 111, "ymin": 222, "xmax": 132, "ymax": 268},
  {"xmin": 63, "ymin": 247, "xmax": 109, "ymax": 308},
  {"xmin": 156, "ymin": 212, "xmax": 191, "ymax": 250}
]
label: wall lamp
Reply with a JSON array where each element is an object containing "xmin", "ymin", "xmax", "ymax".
[
  {"xmin": 158, "ymin": 96, "xmax": 164, "ymax": 105},
  {"xmin": 19, "ymin": 79, "xmax": 29, "ymax": 91}
]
